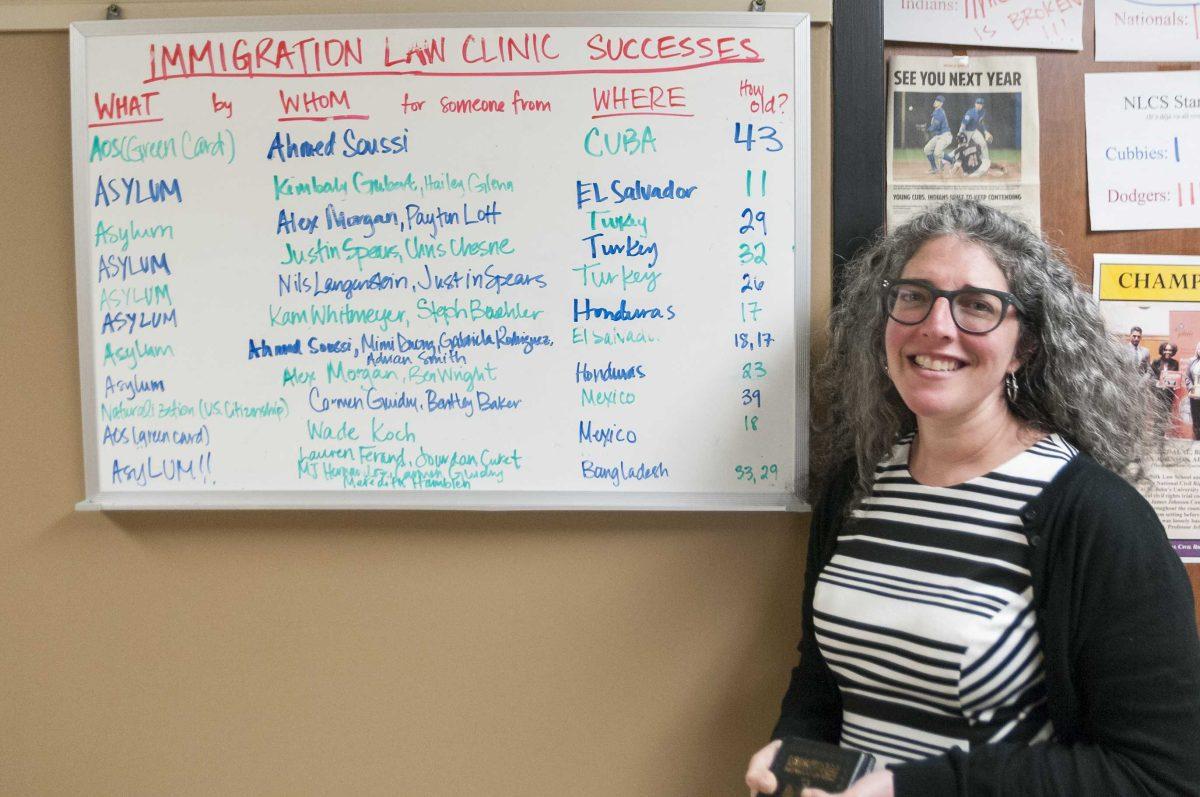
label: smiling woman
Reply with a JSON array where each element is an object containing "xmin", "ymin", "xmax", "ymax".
[
  {"xmin": 815, "ymin": 199, "xmax": 1163, "ymax": 492},
  {"xmin": 746, "ymin": 199, "xmax": 1200, "ymax": 797},
  {"xmin": 881, "ymin": 236, "xmax": 1025, "ymax": 459}
]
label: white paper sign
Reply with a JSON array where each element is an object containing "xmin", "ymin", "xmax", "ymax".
[
  {"xmin": 885, "ymin": 0, "xmax": 1083, "ymax": 51},
  {"xmin": 1085, "ymin": 72, "xmax": 1200, "ymax": 231},
  {"xmin": 1096, "ymin": 0, "xmax": 1200, "ymax": 62}
]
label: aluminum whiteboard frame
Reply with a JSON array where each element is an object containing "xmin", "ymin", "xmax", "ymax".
[{"xmin": 70, "ymin": 11, "xmax": 812, "ymax": 512}]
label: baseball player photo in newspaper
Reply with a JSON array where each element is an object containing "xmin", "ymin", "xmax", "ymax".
[{"xmin": 894, "ymin": 92, "xmax": 1019, "ymax": 181}]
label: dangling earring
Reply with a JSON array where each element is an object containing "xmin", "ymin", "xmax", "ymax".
[{"xmin": 1005, "ymin": 371, "xmax": 1020, "ymax": 403}]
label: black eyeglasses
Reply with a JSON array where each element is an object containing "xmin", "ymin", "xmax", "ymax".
[{"xmin": 882, "ymin": 278, "xmax": 1024, "ymax": 335}]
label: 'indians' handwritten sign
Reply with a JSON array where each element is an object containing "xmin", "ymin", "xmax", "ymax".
[{"xmin": 885, "ymin": 0, "xmax": 1083, "ymax": 51}]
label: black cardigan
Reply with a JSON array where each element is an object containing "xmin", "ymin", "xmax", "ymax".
[{"xmin": 771, "ymin": 453, "xmax": 1200, "ymax": 796}]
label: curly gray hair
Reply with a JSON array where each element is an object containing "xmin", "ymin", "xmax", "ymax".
[{"xmin": 813, "ymin": 199, "xmax": 1162, "ymax": 500}]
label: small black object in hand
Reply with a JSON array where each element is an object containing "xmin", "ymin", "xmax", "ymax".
[{"xmin": 768, "ymin": 737, "xmax": 876, "ymax": 795}]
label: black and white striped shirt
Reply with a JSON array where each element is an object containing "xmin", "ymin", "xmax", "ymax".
[{"xmin": 813, "ymin": 433, "xmax": 1078, "ymax": 766}]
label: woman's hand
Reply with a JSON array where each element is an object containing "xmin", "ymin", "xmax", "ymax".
[
  {"xmin": 801, "ymin": 769, "xmax": 894, "ymax": 797},
  {"xmin": 744, "ymin": 739, "xmax": 782, "ymax": 796}
]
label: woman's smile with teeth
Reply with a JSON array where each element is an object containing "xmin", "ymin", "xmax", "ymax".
[{"xmin": 912, "ymin": 354, "xmax": 963, "ymax": 371}]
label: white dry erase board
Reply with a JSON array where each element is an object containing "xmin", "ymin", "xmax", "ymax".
[{"xmin": 70, "ymin": 13, "xmax": 811, "ymax": 511}]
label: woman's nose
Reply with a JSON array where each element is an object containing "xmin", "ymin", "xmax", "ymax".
[{"xmin": 920, "ymin": 296, "xmax": 958, "ymax": 335}]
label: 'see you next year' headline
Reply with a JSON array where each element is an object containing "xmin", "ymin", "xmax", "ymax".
[{"xmin": 891, "ymin": 68, "xmax": 1023, "ymax": 89}]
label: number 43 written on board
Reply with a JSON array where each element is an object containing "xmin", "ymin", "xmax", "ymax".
[{"xmin": 733, "ymin": 122, "xmax": 783, "ymax": 152}]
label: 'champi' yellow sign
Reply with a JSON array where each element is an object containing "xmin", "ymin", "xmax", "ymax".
[{"xmin": 1097, "ymin": 263, "xmax": 1200, "ymax": 302}]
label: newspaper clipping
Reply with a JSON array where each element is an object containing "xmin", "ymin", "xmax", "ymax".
[
  {"xmin": 1094, "ymin": 254, "xmax": 1200, "ymax": 562},
  {"xmin": 887, "ymin": 55, "xmax": 1040, "ymax": 230}
]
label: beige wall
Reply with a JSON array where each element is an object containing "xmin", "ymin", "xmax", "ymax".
[{"xmin": 0, "ymin": 7, "xmax": 830, "ymax": 793}]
